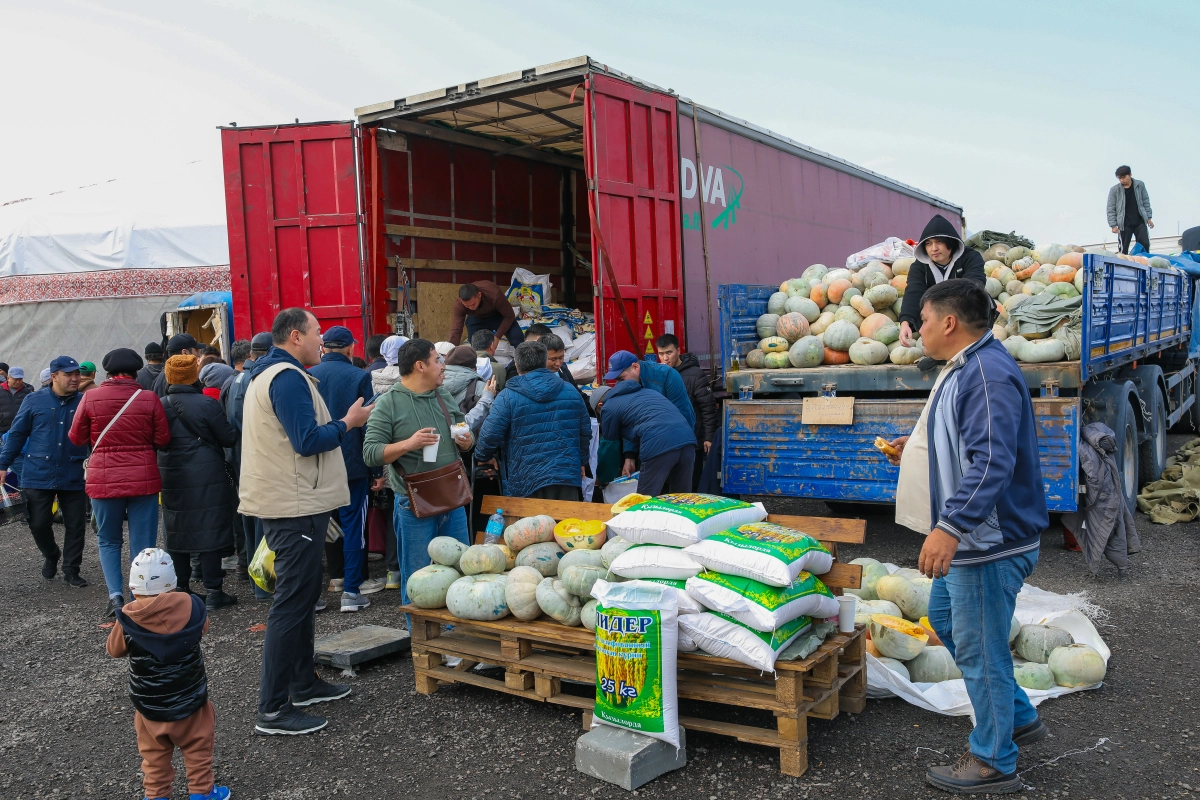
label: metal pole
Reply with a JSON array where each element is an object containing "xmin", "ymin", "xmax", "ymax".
[{"xmin": 691, "ymin": 106, "xmax": 718, "ymax": 378}]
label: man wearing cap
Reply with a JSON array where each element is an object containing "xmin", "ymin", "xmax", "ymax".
[
  {"xmin": 309, "ymin": 325, "xmax": 385, "ymax": 611},
  {"xmin": 0, "ymin": 357, "xmax": 90, "ymax": 586},
  {"xmin": 602, "ymin": 350, "xmax": 696, "ymax": 431},
  {"xmin": 596, "ymin": 372, "xmax": 696, "ymax": 498},
  {"xmin": 152, "ymin": 334, "xmax": 201, "ymax": 397},
  {"xmin": 136, "ymin": 343, "xmax": 166, "ymax": 391},
  {"xmin": 39, "ymin": 368, "xmax": 52, "ymax": 388},
  {"xmin": 0, "ymin": 367, "xmax": 35, "ymax": 434},
  {"xmin": 77, "ymin": 362, "xmax": 99, "ymax": 393},
  {"xmin": 239, "ymin": 309, "xmax": 372, "ymax": 736}
]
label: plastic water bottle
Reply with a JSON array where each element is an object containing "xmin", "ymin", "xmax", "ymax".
[{"xmin": 484, "ymin": 509, "xmax": 505, "ymax": 544}]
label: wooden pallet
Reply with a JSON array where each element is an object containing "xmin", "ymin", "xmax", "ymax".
[{"xmin": 404, "ymin": 606, "xmax": 867, "ymax": 777}]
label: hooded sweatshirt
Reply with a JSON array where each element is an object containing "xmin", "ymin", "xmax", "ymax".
[
  {"xmin": 108, "ymin": 592, "xmax": 210, "ymax": 722},
  {"xmin": 362, "ymin": 380, "xmax": 466, "ymax": 495},
  {"xmin": 898, "ymin": 214, "xmax": 986, "ymax": 331}
]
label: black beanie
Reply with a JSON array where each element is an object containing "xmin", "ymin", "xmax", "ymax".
[{"xmin": 102, "ymin": 348, "xmax": 144, "ymax": 377}]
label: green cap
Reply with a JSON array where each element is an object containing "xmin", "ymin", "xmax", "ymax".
[{"xmin": 79, "ymin": 361, "xmax": 96, "ymax": 374}]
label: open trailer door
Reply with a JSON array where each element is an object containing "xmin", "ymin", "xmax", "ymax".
[
  {"xmin": 220, "ymin": 122, "xmax": 369, "ymax": 347},
  {"xmin": 584, "ymin": 73, "xmax": 686, "ymax": 368}
]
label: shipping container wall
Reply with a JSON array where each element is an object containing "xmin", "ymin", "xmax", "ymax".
[{"xmin": 677, "ymin": 109, "xmax": 962, "ymax": 367}]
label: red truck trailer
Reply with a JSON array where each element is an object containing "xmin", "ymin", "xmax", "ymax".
[{"xmin": 220, "ymin": 55, "xmax": 961, "ymax": 367}]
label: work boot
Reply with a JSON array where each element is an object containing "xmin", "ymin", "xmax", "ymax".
[
  {"xmin": 42, "ymin": 557, "xmax": 58, "ymax": 580},
  {"xmin": 1013, "ymin": 718, "xmax": 1050, "ymax": 747},
  {"xmin": 63, "ymin": 572, "xmax": 88, "ymax": 588},
  {"xmin": 205, "ymin": 589, "xmax": 239, "ymax": 610},
  {"xmin": 926, "ymin": 751, "xmax": 1022, "ymax": 794},
  {"xmin": 106, "ymin": 595, "xmax": 125, "ymax": 618}
]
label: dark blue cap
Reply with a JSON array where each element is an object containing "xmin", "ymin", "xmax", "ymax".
[
  {"xmin": 603, "ymin": 350, "xmax": 639, "ymax": 381},
  {"xmin": 322, "ymin": 326, "xmax": 355, "ymax": 348},
  {"xmin": 50, "ymin": 356, "xmax": 80, "ymax": 373},
  {"xmin": 250, "ymin": 332, "xmax": 273, "ymax": 351}
]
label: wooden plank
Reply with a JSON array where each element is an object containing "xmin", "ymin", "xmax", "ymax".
[
  {"xmin": 314, "ymin": 625, "xmax": 411, "ymax": 668},
  {"xmin": 418, "ymin": 664, "xmax": 545, "ymax": 702},
  {"xmin": 386, "ymin": 223, "xmax": 561, "ymax": 250},
  {"xmin": 415, "ymin": 282, "xmax": 465, "ymax": 343},
  {"xmin": 388, "ymin": 258, "xmax": 588, "ymax": 280}
]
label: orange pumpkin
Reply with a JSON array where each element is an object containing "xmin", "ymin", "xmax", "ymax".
[
  {"xmin": 1049, "ymin": 265, "xmax": 1076, "ymax": 283},
  {"xmin": 1014, "ymin": 264, "xmax": 1040, "ymax": 281},
  {"xmin": 826, "ymin": 278, "xmax": 852, "ymax": 304},
  {"xmin": 823, "ymin": 346, "xmax": 851, "ymax": 365},
  {"xmin": 866, "ymin": 637, "xmax": 881, "ymax": 658},
  {"xmin": 919, "ymin": 616, "xmax": 944, "ymax": 647},
  {"xmin": 809, "ymin": 284, "xmax": 828, "ymax": 309},
  {"xmin": 1056, "ymin": 252, "xmax": 1084, "ymax": 270}
]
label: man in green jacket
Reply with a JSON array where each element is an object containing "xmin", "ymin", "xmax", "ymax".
[{"xmin": 363, "ymin": 339, "xmax": 474, "ymax": 606}]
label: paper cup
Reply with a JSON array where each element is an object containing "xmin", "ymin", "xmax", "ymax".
[
  {"xmin": 836, "ymin": 594, "xmax": 857, "ymax": 633},
  {"xmin": 422, "ymin": 434, "xmax": 441, "ymax": 462}
]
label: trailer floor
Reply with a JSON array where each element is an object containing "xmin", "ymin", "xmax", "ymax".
[{"xmin": 2, "ymin": 438, "xmax": 1198, "ymax": 800}]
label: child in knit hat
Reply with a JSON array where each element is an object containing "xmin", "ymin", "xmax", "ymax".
[{"xmin": 106, "ymin": 549, "xmax": 229, "ymax": 800}]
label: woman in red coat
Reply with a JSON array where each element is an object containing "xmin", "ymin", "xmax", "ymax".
[{"xmin": 68, "ymin": 348, "xmax": 171, "ymax": 616}]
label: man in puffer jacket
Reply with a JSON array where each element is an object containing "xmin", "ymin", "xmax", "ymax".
[
  {"xmin": 107, "ymin": 548, "xmax": 229, "ymax": 800},
  {"xmin": 898, "ymin": 214, "xmax": 986, "ymax": 347},
  {"xmin": 475, "ymin": 340, "xmax": 591, "ymax": 500}
]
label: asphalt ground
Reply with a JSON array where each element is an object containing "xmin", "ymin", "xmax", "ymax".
[{"xmin": 2, "ymin": 437, "xmax": 1198, "ymax": 799}]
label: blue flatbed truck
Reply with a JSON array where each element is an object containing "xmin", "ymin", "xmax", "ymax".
[{"xmin": 719, "ymin": 254, "xmax": 1198, "ymax": 513}]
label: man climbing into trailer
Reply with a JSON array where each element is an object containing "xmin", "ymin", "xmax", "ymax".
[
  {"xmin": 901, "ymin": 279, "xmax": 1049, "ymax": 795},
  {"xmin": 898, "ymin": 214, "xmax": 986, "ymax": 348},
  {"xmin": 448, "ymin": 280, "xmax": 525, "ymax": 349}
]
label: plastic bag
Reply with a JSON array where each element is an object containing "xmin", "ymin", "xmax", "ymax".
[
  {"xmin": 248, "ymin": 535, "xmax": 277, "ymax": 593},
  {"xmin": 845, "ymin": 237, "xmax": 915, "ymax": 270},
  {"xmin": 506, "ymin": 268, "xmax": 552, "ymax": 313}
]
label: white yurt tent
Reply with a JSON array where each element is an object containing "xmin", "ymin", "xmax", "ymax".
[{"xmin": 0, "ymin": 160, "xmax": 230, "ymax": 377}]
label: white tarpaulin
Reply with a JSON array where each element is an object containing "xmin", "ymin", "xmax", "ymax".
[
  {"xmin": 0, "ymin": 159, "xmax": 228, "ymax": 277},
  {"xmin": 865, "ymin": 564, "xmax": 1110, "ymax": 721}
]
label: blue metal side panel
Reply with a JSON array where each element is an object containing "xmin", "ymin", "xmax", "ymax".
[
  {"xmin": 723, "ymin": 397, "xmax": 1079, "ymax": 512},
  {"xmin": 719, "ymin": 283, "xmax": 774, "ymax": 378}
]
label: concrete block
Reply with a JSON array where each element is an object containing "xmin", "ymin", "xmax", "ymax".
[
  {"xmin": 575, "ymin": 724, "xmax": 686, "ymax": 790},
  {"xmin": 314, "ymin": 625, "xmax": 410, "ymax": 668}
]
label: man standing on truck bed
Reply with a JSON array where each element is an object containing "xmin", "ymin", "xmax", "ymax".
[
  {"xmin": 448, "ymin": 280, "xmax": 524, "ymax": 348},
  {"xmin": 898, "ymin": 214, "xmax": 986, "ymax": 348},
  {"xmin": 1107, "ymin": 165, "xmax": 1153, "ymax": 255},
  {"xmin": 898, "ymin": 279, "xmax": 1049, "ymax": 795}
]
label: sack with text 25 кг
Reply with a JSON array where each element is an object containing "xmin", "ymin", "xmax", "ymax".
[{"xmin": 590, "ymin": 579, "xmax": 681, "ymax": 748}]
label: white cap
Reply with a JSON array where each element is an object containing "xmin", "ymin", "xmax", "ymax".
[
  {"xmin": 128, "ymin": 548, "xmax": 178, "ymax": 595},
  {"xmin": 434, "ymin": 341, "xmax": 456, "ymax": 357}
]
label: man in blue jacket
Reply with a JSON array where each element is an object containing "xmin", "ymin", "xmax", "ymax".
[
  {"xmin": 911, "ymin": 279, "xmax": 1048, "ymax": 795},
  {"xmin": 0, "ymin": 356, "xmax": 89, "ymax": 587},
  {"xmin": 603, "ymin": 350, "xmax": 696, "ymax": 432},
  {"xmin": 476, "ymin": 341, "xmax": 590, "ymax": 500},
  {"xmin": 598, "ymin": 379, "xmax": 696, "ymax": 497},
  {"xmin": 310, "ymin": 326, "xmax": 385, "ymax": 610}
]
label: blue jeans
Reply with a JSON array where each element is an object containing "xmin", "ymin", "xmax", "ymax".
[
  {"xmin": 394, "ymin": 495, "xmax": 469, "ymax": 607},
  {"xmin": 93, "ymin": 494, "xmax": 160, "ymax": 598},
  {"xmin": 337, "ymin": 479, "xmax": 370, "ymax": 595},
  {"xmin": 927, "ymin": 549, "xmax": 1039, "ymax": 775}
]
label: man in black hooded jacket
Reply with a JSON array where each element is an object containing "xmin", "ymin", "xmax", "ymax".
[
  {"xmin": 899, "ymin": 214, "xmax": 986, "ymax": 347},
  {"xmin": 655, "ymin": 335, "xmax": 718, "ymax": 490}
]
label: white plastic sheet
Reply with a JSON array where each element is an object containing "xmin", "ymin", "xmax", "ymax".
[{"xmin": 865, "ymin": 565, "xmax": 1110, "ymax": 721}]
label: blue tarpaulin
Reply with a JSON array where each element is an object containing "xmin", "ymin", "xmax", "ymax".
[{"xmin": 1131, "ymin": 244, "xmax": 1200, "ymax": 358}]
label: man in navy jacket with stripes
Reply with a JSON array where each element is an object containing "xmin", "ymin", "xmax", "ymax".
[{"xmin": 909, "ymin": 279, "xmax": 1048, "ymax": 795}]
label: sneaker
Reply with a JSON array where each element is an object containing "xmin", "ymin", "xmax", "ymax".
[
  {"xmin": 220, "ymin": 556, "xmax": 238, "ymax": 571},
  {"xmin": 255, "ymin": 706, "xmax": 328, "ymax": 736},
  {"xmin": 314, "ymin": 597, "xmax": 327, "ymax": 612},
  {"xmin": 1013, "ymin": 718, "xmax": 1050, "ymax": 747},
  {"xmin": 63, "ymin": 572, "xmax": 88, "ymax": 588},
  {"xmin": 367, "ymin": 552, "xmax": 383, "ymax": 561},
  {"xmin": 42, "ymin": 557, "xmax": 58, "ymax": 580},
  {"xmin": 328, "ymin": 578, "xmax": 344, "ymax": 593},
  {"xmin": 358, "ymin": 577, "xmax": 386, "ymax": 595},
  {"xmin": 106, "ymin": 595, "xmax": 124, "ymax": 618},
  {"xmin": 385, "ymin": 571, "xmax": 402, "ymax": 590},
  {"xmin": 291, "ymin": 677, "xmax": 351, "ymax": 707},
  {"xmin": 205, "ymin": 589, "xmax": 239, "ymax": 610},
  {"xmin": 341, "ymin": 592, "xmax": 371, "ymax": 612},
  {"xmin": 189, "ymin": 787, "xmax": 231, "ymax": 800},
  {"xmin": 926, "ymin": 751, "xmax": 1022, "ymax": 795}
]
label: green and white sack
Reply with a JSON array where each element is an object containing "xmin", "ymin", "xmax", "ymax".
[
  {"xmin": 607, "ymin": 493, "xmax": 766, "ymax": 547},
  {"xmin": 678, "ymin": 611, "xmax": 812, "ymax": 672},
  {"xmin": 637, "ymin": 577, "xmax": 705, "ymax": 614},
  {"xmin": 683, "ymin": 522, "xmax": 833, "ymax": 587},
  {"xmin": 590, "ymin": 579, "xmax": 680, "ymax": 748},
  {"xmin": 685, "ymin": 571, "xmax": 839, "ymax": 632},
  {"xmin": 608, "ymin": 544, "xmax": 703, "ymax": 581}
]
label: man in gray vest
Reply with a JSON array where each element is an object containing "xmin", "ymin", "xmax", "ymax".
[{"xmin": 240, "ymin": 309, "xmax": 372, "ymax": 736}]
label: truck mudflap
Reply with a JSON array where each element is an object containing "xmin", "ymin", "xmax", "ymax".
[{"xmin": 723, "ymin": 397, "xmax": 1079, "ymax": 513}]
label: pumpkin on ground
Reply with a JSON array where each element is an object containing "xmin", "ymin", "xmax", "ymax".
[
  {"xmin": 760, "ymin": 336, "xmax": 789, "ymax": 353},
  {"xmin": 846, "ymin": 558, "xmax": 889, "ymax": 600},
  {"xmin": 503, "ymin": 515, "xmax": 557, "ymax": 552},
  {"xmin": 428, "ymin": 536, "xmax": 468, "ymax": 568},
  {"xmin": 515, "ymin": 541, "xmax": 564, "ymax": 577},
  {"xmin": 553, "ymin": 518, "xmax": 607, "ymax": 551},
  {"xmin": 1048, "ymin": 643, "xmax": 1106, "ymax": 687},
  {"xmin": 1014, "ymin": 662, "xmax": 1056, "ymax": 690},
  {"xmin": 458, "ymin": 544, "xmax": 508, "ymax": 575},
  {"xmin": 788, "ymin": 336, "xmax": 825, "ymax": 367},
  {"xmin": 875, "ymin": 575, "xmax": 930, "ymax": 621},
  {"xmin": 536, "ymin": 577, "xmax": 582, "ymax": 626},
  {"xmin": 868, "ymin": 614, "xmax": 928, "ymax": 660},
  {"xmin": 1013, "ymin": 625, "xmax": 1075, "ymax": 664},
  {"xmin": 877, "ymin": 657, "xmax": 910, "ymax": 680},
  {"xmin": 756, "ymin": 314, "xmax": 780, "ymax": 339},
  {"xmin": 504, "ymin": 566, "xmax": 545, "ymax": 620},
  {"xmin": 823, "ymin": 320, "xmax": 860, "ymax": 351},
  {"xmin": 407, "ymin": 565, "xmax": 461, "ymax": 609},
  {"xmin": 849, "ymin": 337, "xmax": 889, "ymax": 365},
  {"xmin": 767, "ymin": 291, "xmax": 789, "ymax": 315},
  {"xmin": 446, "ymin": 574, "xmax": 510, "ymax": 620},
  {"xmin": 906, "ymin": 645, "xmax": 962, "ymax": 682},
  {"xmin": 745, "ymin": 349, "xmax": 767, "ymax": 369}
]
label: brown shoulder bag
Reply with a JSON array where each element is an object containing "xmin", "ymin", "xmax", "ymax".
[{"xmin": 392, "ymin": 394, "xmax": 472, "ymax": 519}]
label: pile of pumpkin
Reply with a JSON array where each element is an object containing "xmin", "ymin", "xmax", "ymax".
[
  {"xmin": 406, "ymin": 515, "xmax": 631, "ymax": 629},
  {"xmin": 851, "ymin": 558, "xmax": 1107, "ymax": 688}
]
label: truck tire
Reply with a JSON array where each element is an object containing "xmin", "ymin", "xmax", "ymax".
[
  {"xmin": 1114, "ymin": 398, "xmax": 1140, "ymax": 516},
  {"xmin": 1139, "ymin": 386, "xmax": 1167, "ymax": 485}
]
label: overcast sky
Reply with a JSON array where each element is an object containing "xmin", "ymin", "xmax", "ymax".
[{"xmin": 2, "ymin": 0, "xmax": 1196, "ymax": 247}]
